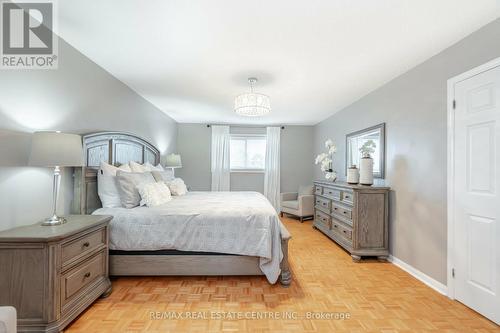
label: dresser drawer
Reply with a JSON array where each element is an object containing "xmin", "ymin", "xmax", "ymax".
[
  {"xmin": 315, "ymin": 196, "xmax": 331, "ymax": 212},
  {"xmin": 315, "ymin": 210, "xmax": 331, "ymax": 229},
  {"xmin": 338, "ymin": 223, "xmax": 353, "ymax": 241},
  {"xmin": 323, "ymin": 187, "xmax": 341, "ymax": 200},
  {"xmin": 62, "ymin": 228, "xmax": 106, "ymax": 265},
  {"xmin": 331, "ymin": 202, "xmax": 352, "ymax": 220},
  {"xmin": 331, "ymin": 219, "xmax": 353, "ymax": 244},
  {"xmin": 61, "ymin": 251, "xmax": 106, "ymax": 304},
  {"xmin": 341, "ymin": 190, "xmax": 354, "ymax": 205},
  {"xmin": 314, "ymin": 185, "xmax": 323, "ymax": 195}
]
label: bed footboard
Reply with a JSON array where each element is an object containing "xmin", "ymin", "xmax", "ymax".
[{"xmin": 279, "ymin": 224, "xmax": 292, "ymax": 287}]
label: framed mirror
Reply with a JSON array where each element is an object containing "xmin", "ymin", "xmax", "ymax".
[{"xmin": 346, "ymin": 123, "xmax": 385, "ymax": 178}]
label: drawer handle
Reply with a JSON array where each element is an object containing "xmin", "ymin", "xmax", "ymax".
[
  {"xmin": 84, "ymin": 272, "xmax": 91, "ymax": 278},
  {"xmin": 333, "ymin": 224, "xmax": 338, "ymax": 228},
  {"xmin": 343, "ymin": 211, "xmax": 347, "ymax": 214},
  {"xmin": 82, "ymin": 242, "xmax": 90, "ymax": 248},
  {"xmin": 345, "ymin": 195, "xmax": 350, "ymax": 199},
  {"xmin": 334, "ymin": 207, "xmax": 338, "ymax": 211},
  {"xmin": 342, "ymin": 230, "xmax": 346, "ymax": 233}
]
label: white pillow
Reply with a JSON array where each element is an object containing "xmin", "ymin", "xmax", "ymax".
[
  {"xmin": 97, "ymin": 162, "xmax": 130, "ymax": 207},
  {"xmin": 137, "ymin": 182, "xmax": 172, "ymax": 207},
  {"xmin": 100, "ymin": 161, "xmax": 131, "ymax": 176},
  {"xmin": 144, "ymin": 162, "xmax": 164, "ymax": 171},
  {"xmin": 166, "ymin": 178, "xmax": 188, "ymax": 196},
  {"xmin": 97, "ymin": 172, "xmax": 122, "ymax": 208},
  {"xmin": 129, "ymin": 161, "xmax": 148, "ymax": 173}
]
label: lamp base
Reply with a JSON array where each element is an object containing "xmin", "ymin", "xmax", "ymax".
[{"xmin": 41, "ymin": 215, "xmax": 67, "ymax": 226}]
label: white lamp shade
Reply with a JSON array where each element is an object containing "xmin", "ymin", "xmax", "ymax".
[
  {"xmin": 165, "ymin": 153, "xmax": 182, "ymax": 168},
  {"xmin": 29, "ymin": 132, "xmax": 84, "ymax": 167}
]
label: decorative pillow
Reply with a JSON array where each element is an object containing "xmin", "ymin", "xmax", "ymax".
[
  {"xmin": 137, "ymin": 182, "xmax": 172, "ymax": 207},
  {"xmin": 100, "ymin": 161, "xmax": 131, "ymax": 176},
  {"xmin": 166, "ymin": 178, "xmax": 188, "ymax": 196},
  {"xmin": 144, "ymin": 162, "xmax": 164, "ymax": 171},
  {"xmin": 116, "ymin": 171, "xmax": 156, "ymax": 208},
  {"xmin": 298, "ymin": 185, "xmax": 314, "ymax": 196},
  {"xmin": 129, "ymin": 161, "xmax": 148, "ymax": 173},
  {"xmin": 151, "ymin": 170, "xmax": 175, "ymax": 183},
  {"xmin": 97, "ymin": 172, "xmax": 122, "ymax": 208}
]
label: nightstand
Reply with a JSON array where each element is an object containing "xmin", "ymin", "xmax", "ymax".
[{"xmin": 0, "ymin": 215, "xmax": 112, "ymax": 333}]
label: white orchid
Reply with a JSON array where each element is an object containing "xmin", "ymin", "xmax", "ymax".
[
  {"xmin": 315, "ymin": 138, "xmax": 337, "ymax": 181},
  {"xmin": 324, "ymin": 139, "xmax": 334, "ymax": 149},
  {"xmin": 320, "ymin": 158, "xmax": 331, "ymax": 172},
  {"xmin": 315, "ymin": 153, "xmax": 328, "ymax": 164},
  {"xmin": 328, "ymin": 145, "xmax": 337, "ymax": 155}
]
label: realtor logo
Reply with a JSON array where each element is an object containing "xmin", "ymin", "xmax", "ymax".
[{"xmin": 1, "ymin": 0, "xmax": 58, "ymax": 69}]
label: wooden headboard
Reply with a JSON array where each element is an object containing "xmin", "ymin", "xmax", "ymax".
[{"xmin": 72, "ymin": 132, "xmax": 161, "ymax": 214}]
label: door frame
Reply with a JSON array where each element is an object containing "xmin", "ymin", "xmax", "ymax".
[{"xmin": 446, "ymin": 56, "xmax": 500, "ymax": 299}]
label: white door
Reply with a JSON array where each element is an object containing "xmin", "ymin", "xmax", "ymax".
[{"xmin": 453, "ymin": 64, "xmax": 500, "ymax": 324}]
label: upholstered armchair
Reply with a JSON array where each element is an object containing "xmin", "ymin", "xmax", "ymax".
[{"xmin": 280, "ymin": 185, "xmax": 314, "ymax": 222}]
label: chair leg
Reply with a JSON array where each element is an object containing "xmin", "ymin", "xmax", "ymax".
[
  {"xmin": 280, "ymin": 212, "xmax": 284, "ymax": 217},
  {"xmin": 300, "ymin": 216, "xmax": 303, "ymax": 223}
]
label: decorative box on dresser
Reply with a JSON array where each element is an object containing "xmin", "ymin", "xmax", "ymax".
[
  {"xmin": 0, "ymin": 215, "xmax": 112, "ymax": 333},
  {"xmin": 313, "ymin": 180, "xmax": 390, "ymax": 261}
]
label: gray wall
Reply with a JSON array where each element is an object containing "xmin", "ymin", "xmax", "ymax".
[
  {"xmin": 176, "ymin": 124, "xmax": 314, "ymax": 193},
  {"xmin": 314, "ymin": 19, "xmax": 500, "ymax": 284},
  {"xmin": 0, "ymin": 38, "xmax": 177, "ymax": 231}
]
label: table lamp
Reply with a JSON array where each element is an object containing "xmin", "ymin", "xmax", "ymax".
[
  {"xmin": 29, "ymin": 131, "xmax": 84, "ymax": 226},
  {"xmin": 165, "ymin": 153, "xmax": 182, "ymax": 176}
]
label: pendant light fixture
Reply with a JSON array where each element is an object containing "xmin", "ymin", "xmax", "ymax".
[{"xmin": 234, "ymin": 78, "xmax": 271, "ymax": 116}]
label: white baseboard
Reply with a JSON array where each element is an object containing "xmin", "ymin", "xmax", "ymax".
[{"xmin": 388, "ymin": 255, "xmax": 447, "ymax": 295}]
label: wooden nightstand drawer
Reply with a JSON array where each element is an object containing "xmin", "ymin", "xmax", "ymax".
[
  {"xmin": 62, "ymin": 228, "xmax": 106, "ymax": 265},
  {"xmin": 61, "ymin": 250, "xmax": 106, "ymax": 304},
  {"xmin": 0, "ymin": 215, "xmax": 112, "ymax": 332}
]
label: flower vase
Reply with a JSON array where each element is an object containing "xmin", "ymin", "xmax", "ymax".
[
  {"xmin": 325, "ymin": 169, "xmax": 337, "ymax": 182},
  {"xmin": 347, "ymin": 165, "xmax": 360, "ymax": 184},
  {"xmin": 359, "ymin": 157, "xmax": 373, "ymax": 185}
]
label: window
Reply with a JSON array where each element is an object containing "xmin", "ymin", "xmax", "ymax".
[{"xmin": 230, "ymin": 135, "xmax": 266, "ymax": 171}]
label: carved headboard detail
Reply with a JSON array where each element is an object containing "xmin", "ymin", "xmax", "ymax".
[{"xmin": 72, "ymin": 132, "xmax": 161, "ymax": 214}]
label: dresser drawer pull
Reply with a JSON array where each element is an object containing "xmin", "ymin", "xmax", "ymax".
[
  {"xmin": 82, "ymin": 242, "xmax": 90, "ymax": 248},
  {"xmin": 344, "ymin": 194, "xmax": 350, "ymax": 200},
  {"xmin": 343, "ymin": 211, "xmax": 347, "ymax": 215},
  {"xmin": 84, "ymin": 272, "xmax": 91, "ymax": 278},
  {"xmin": 333, "ymin": 207, "xmax": 338, "ymax": 211},
  {"xmin": 333, "ymin": 224, "xmax": 338, "ymax": 229}
]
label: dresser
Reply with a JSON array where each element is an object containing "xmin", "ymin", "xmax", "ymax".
[
  {"xmin": 313, "ymin": 181, "xmax": 390, "ymax": 261},
  {"xmin": 0, "ymin": 215, "xmax": 112, "ymax": 333}
]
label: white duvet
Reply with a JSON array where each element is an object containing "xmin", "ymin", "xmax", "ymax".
[{"xmin": 92, "ymin": 191, "xmax": 284, "ymax": 283}]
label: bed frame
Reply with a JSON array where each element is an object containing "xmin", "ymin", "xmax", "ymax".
[{"xmin": 72, "ymin": 132, "xmax": 292, "ymax": 286}]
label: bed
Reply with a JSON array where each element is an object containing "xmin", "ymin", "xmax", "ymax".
[{"xmin": 72, "ymin": 132, "xmax": 292, "ymax": 286}]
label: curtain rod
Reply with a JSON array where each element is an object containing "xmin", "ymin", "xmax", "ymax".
[{"xmin": 206, "ymin": 124, "xmax": 285, "ymax": 129}]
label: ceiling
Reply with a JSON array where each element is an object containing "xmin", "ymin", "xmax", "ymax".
[{"xmin": 57, "ymin": 0, "xmax": 499, "ymax": 125}]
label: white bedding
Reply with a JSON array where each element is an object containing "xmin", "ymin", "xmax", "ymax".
[{"xmin": 92, "ymin": 191, "xmax": 284, "ymax": 284}]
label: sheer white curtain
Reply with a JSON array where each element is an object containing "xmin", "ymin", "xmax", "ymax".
[
  {"xmin": 211, "ymin": 125, "xmax": 230, "ymax": 191},
  {"xmin": 264, "ymin": 127, "xmax": 280, "ymax": 211}
]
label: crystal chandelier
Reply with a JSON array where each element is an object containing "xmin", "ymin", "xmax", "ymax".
[{"xmin": 234, "ymin": 78, "xmax": 271, "ymax": 116}]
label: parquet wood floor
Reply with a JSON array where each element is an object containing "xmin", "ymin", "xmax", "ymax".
[{"xmin": 66, "ymin": 217, "xmax": 499, "ymax": 332}]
